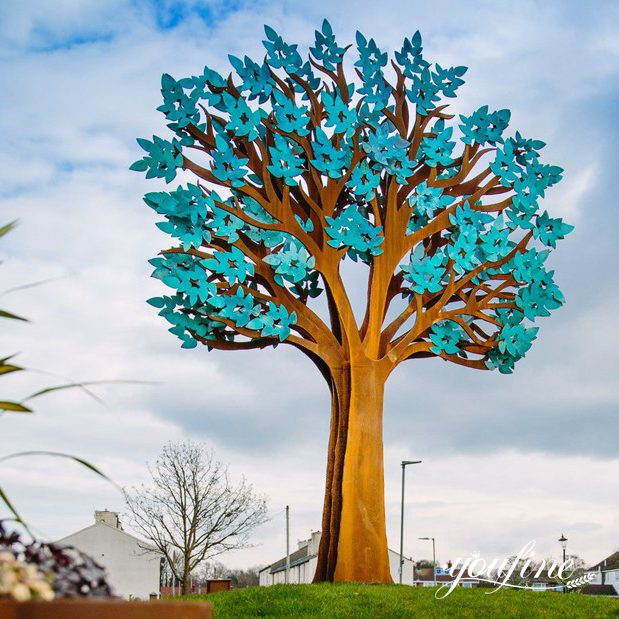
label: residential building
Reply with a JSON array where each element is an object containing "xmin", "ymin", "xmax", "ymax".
[
  {"xmin": 56, "ymin": 510, "xmax": 162, "ymax": 600},
  {"xmin": 584, "ymin": 551, "xmax": 619, "ymax": 596},
  {"xmin": 258, "ymin": 531, "xmax": 415, "ymax": 585}
]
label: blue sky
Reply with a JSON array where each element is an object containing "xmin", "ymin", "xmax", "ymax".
[{"xmin": 0, "ymin": 0, "xmax": 618, "ymax": 570}]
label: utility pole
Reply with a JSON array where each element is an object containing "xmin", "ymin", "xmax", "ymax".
[
  {"xmin": 285, "ymin": 505, "xmax": 290, "ymax": 584},
  {"xmin": 399, "ymin": 460, "xmax": 422, "ymax": 584},
  {"xmin": 432, "ymin": 537, "xmax": 436, "ymax": 587}
]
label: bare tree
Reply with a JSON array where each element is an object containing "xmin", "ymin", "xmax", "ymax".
[{"xmin": 124, "ymin": 441, "xmax": 268, "ymax": 594}]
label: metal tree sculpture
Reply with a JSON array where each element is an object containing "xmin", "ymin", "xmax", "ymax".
[{"xmin": 131, "ymin": 21, "xmax": 573, "ymax": 583}]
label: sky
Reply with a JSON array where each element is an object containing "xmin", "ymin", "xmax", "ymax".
[{"xmin": 0, "ymin": 0, "xmax": 617, "ymax": 572}]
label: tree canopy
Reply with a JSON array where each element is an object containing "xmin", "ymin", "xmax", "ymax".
[{"xmin": 132, "ymin": 20, "xmax": 572, "ymax": 377}]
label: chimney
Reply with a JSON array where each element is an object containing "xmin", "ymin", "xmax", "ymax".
[
  {"xmin": 297, "ymin": 538, "xmax": 309, "ymax": 550},
  {"xmin": 95, "ymin": 510, "xmax": 121, "ymax": 529},
  {"xmin": 309, "ymin": 531, "xmax": 322, "ymax": 556}
]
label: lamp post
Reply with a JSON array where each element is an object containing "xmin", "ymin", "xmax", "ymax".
[
  {"xmin": 559, "ymin": 533, "xmax": 568, "ymax": 593},
  {"xmin": 419, "ymin": 537, "xmax": 436, "ymax": 586},
  {"xmin": 559, "ymin": 533, "xmax": 568, "ymax": 564},
  {"xmin": 399, "ymin": 460, "xmax": 422, "ymax": 584},
  {"xmin": 285, "ymin": 505, "xmax": 290, "ymax": 584}
]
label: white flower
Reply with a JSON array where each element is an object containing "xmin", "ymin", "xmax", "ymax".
[{"xmin": 0, "ymin": 553, "xmax": 54, "ymax": 602}]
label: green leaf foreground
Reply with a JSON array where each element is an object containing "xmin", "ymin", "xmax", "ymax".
[{"xmin": 0, "ymin": 221, "xmax": 136, "ymax": 530}]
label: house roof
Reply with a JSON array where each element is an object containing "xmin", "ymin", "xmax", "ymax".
[
  {"xmin": 267, "ymin": 546, "xmax": 413, "ymax": 575},
  {"xmin": 270, "ymin": 544, "xmax": 312, "ymax": 574},
  {"xmin": 56, "ymin": 521, "xmax": 161, "ymax": 554},
  {"xmin": 588, "ymin": 550, "xmax": 619, "ymax": 572}
]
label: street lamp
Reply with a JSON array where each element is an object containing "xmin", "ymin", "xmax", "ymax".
[
  {"xmin": 559, "ymin": 533, "xmax": 568, "ymax": 593},
  {"xmin": 419, "ymin": 537, "xmax": 436, "ymax": 587},
  {"xmin": 399, "ymin": 460, "xmax": 422, "ymax": 584},
  {"xmin": 559, "ymin": 533, "xmax": 568, "ymax": 563}
]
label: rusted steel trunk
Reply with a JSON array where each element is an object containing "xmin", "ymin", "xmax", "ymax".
[{"xmin": 313, "ymin": 360, "xmax": 391, "ymax": 583}]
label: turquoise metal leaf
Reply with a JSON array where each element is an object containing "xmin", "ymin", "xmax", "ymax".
[
  {"xmin": 290, "ymin": 270, "xmax": 323, "ymax": 299},
  {"xmin": 211, "ymin": 134, "xmax": 249, "ymax": 188},
  {"xmin": 447, "ymin": 226, "xmax": 482, "ymax": 275},
  {"xmin": 263, "ymin": 239, "xmax": 315, "ymax": 285},
  {"xmin": 486, "ymin": 348, "xmax": 518, "ymax": 374},
  {"xmin": 420, "ymin": 119, "xmax": 455, "ymax": 167},
  {"xmin": 291, "ymin": 61, "xmax": 321, "ymax": 94},
  {"xmin": 310, "ymin": 128, "xmax": 352, "ymax": 178},
  {"xmin": 259, "ymin": 302, "xmax": 297, "ymax": 341},
  {"xmin": 511, "ymin": 248, "xmax": 550, "ymax": 284},
  {"xmin": 263, "ymin": 25, "xmax": 303, "ymax": 74},
  {"xmin": 150, "ymin": 254, "xmax": 217, "ymax": 308},
  {"xmin": 361, "ymin": 123, "xmax": 416, "ymax": 183},
  {"xmin": 532, "ymin": 211, "xmax": 574, "ymax": 248},
  {"xmin": 410, "ymin": 181, "xmax": 455, "ymax": 218},
  {"xmin": 432, "ymin": 64, "xmax": 467, "ymax": 98},
  {"xmin": 490, "ymin": 139, "xmax": 521, "ymax": 187},
  {"xmin": 506, "ymin": 183, "xmax": 538, "ymax": 230},
  {"xmin": 515, "ymin": 271, "xmax": 565, "ymax": 320},
  {"xmin": 355, "ymin": 31, "xmax": 388, "ymax": 77},
  {"xmin": 157, "ymin": 73, "xmax": 200, "ymax": 129},
  {"xmin": 357, "ymin": 72, "xmax": 391, "ymax": 111},
  {"xmin": 406, "ymin": 67, "xmax": 441, "ymax": 115},
  {"xmin": 325, "ymin": 206, "xmax": 384, "ymax": 262},
  {"xmin": 322, "ymin": 90, "xmax": 357, "ymax": 136},
  {"xmin": 497, "ymin": 323, "xmax": 539, "ymax": 357},
  {"xmin": 394, "ymin": 31, "xmax": 429, "ymax": 78},
  {"xmin": 429, "ymin": 320, "xmax": 465, "ymax": 355},
  {"xmin": 223, "ymin": 91, "xmax": 266, "ymax": 141},
  {"xmin": 208, "ymin": 207, "xmax": 244, "ymax": 244},
  {"xmin": 362, "ymin": 123, "xmax": 409, "ymax": 166},
  {"xmin": 130, "ymin": 136, "xmax": 183, "ymax": 183},
  {"xmin": 347, "ymin": 161, "xmax": 381, "ymax": 201},
  {"xmin": 267, "ymin": 134, "xmax": 305, "ymax": 186},
  {"xmin": 355, "ymin": 32, "xmax": 391, "ymax": 111},
  {"xmin": 459, "ymin": 105, "xmax": 510, "ymax": 146},
  {"xmin": 406, "ymin": 211, "xmax": 430, "ymax": 235},
  {"xmin": 494, "ymin": 307, "xmax": 526, "ymax": 327},
  {"xmin": 214, "ymin": 289, "xmax": 262, "ymax": 329},
  {"xmin": 310, "ymin": 19, "xmax": 346, "ymax": 71},
  {"xmin": 144, "ymin": 186, "xmax": 211, "ymax": 249},
  {"xmin": 228, "ymin": 55, "xmax": 274, "ymax": 103},
  {"xmin": 272, "ymin": 90, "xmax": 311, "ymax": 137},
  {"xmin": 202, "ymin": 247, "xmax": 255, "ymax": 285},
  {"xmin": 449, "ymin": 201, "xmax": 493, "ymax": 231},
  {"xmin": 479, "ymin": 216, "xmax": 513, "ymax": 262},
  {"xmin": 401, "ymin": 245, "xmax": 447, "ymax": 294},
  {"xmin": 295, "ymin": 215, "xmax": 314, "ymax": 233}
]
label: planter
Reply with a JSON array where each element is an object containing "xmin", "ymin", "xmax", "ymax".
[{"xmin": 0, "ymin": 598, "xmax": 212, "ymax": 619}]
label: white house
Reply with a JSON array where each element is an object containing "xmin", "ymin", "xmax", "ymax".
[
  {"xmin": 585, "ymin": 551, "xmax": 619, "ymax": 596},
  {"xmin": 259, "ymin": 530, "xmax": 415, "ymax": 585},
  {"xmin": 56, "ymin": 510, "xmax": 162, "ymax": 600}
]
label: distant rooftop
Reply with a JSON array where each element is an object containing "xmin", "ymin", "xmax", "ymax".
[{"xmin": 589, "ymin": 551, "xmax": 619, "ymax": 572}]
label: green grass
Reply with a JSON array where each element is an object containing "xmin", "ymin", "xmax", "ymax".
[{"xmin": 182, "ymin": 583, "xmax": 619, "ymax": 618}]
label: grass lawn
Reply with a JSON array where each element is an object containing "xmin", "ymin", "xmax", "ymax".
[{"xmin": 182, "ymin": 583, "xmax": 619, "ymax": 618}]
